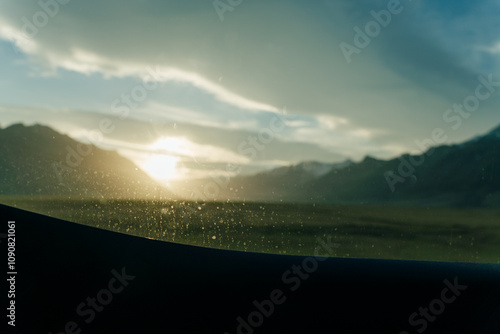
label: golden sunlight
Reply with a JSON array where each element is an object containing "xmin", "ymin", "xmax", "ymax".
[
  {"xmin": 139, "ymin": 137, "xmax": 189, "ymax": 182},
  {"xmin": 142, "ymin": 154, "xmax": 179, "ymax": 182},
  {"xmin": 152, "ymin": 137, "xmax": 192, "ymax": 156}
]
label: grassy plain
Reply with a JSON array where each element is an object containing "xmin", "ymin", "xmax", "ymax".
[{"xmin": 2, "ymin": 197, "xmax": 499, "ymax": 263}]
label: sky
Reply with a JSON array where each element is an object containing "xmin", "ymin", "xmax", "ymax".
[{"xmin": 0, "ymin": 0, "xmax": 499, "ymax": 191}]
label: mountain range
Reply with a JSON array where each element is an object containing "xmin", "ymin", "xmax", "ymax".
[
  {"xmin": 1, "ymin": 122, "xmax": 499, "ymax": 207},
  {"xmin": 0, "ymin": 123, "xmax": 171, "ymax": 199},
  {"xmin": 176, "ymin": 124, "xmax": 500, "ymax": 208}
]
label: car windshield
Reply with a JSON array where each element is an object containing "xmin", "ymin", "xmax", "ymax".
[{"xmin": 0, "ymin": 0, "xmax": 499, "ymax": 263}]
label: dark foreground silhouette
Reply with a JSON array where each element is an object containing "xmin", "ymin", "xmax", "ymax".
[{"xmin": 2, "ymin": 203, "xmax": 499, "ymax": 333}]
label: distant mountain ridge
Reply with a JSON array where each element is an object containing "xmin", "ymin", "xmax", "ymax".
[
  {"xmin": 1, "ymin": 122, "xmax": 499, "ymax": 207},
  {"xmin": 487, "ymin": 124, "xmax": 500, "ymax": 137},
  {"xmin": 0, "ymin": 123, "xmax": 171, "ymax": 199},
  {"xmin": 256, "ymin": 160, "xmax": 353, "ymax": 181},
  {"xmin": 179, "ymin": 124, "xmax": 500, "ymax": 208}
]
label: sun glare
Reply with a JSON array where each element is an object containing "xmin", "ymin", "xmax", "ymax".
[
  {"xmin": 142, "ymin": 154, "xmax": 179, "ymax": 182},
  {"xmin": 152, "ymin": 137, "xmax": 192, "ymax": 156}
]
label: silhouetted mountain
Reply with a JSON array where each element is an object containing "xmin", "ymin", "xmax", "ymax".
[
  {"xmin": 0, "ymin": 123, "xmax": 172, "ymax": 199},
  {"xmin": 487, "ymin": 124, "xmax": 500, "ymax": 137},
  {"xmin": 3, "ymin": 122, "xmax": 499, "ymax": 207},
  {"xmin": 224, "ymin": 160, "xmax": 354, "ymax": 201},
  {"xmin": 186, "ymin": 125, "xmax": 500, "ymax": 207}
]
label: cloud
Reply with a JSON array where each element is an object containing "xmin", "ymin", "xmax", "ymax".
[
  {"xmin": 0, "ymin": 0, "xmax": 432, "ymax": 121},
  {"xmin": 136, "ymin": 101, "xmax": 261, "ymax": 131},
  {"xmin": 485, "ymin": 41, "xmax": 500, "ymax": 55},
  {"xmin": 0, "ymin": 9, "xmax": 279, "ymax": 113}
]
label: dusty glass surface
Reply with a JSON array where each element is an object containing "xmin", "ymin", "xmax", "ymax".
[{"xmin": 0, "ymin": 0, "xmax": 499, "ymax": 263}]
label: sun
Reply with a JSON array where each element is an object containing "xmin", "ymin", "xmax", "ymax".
[
  {"xmin": 139, "ymin": 137, "xmax": 193, "ymax": 182},
  {"xmin": 142, "ymin": 154, "xmax": 179, "ymax": 182}
]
